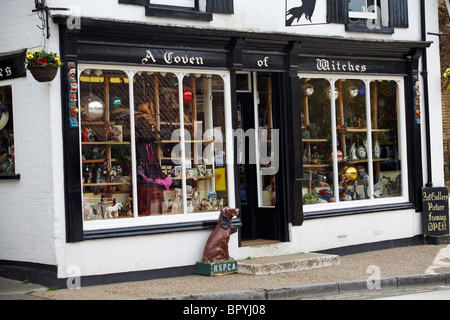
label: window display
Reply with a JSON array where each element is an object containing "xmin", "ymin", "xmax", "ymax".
[
  {"xmin": 80, "ymin": 69, "xmax": 132, "ymax": 220},
  {"xmin": 0, "ymin": 86, "xmax": 15, "ymax": 176},
  {"xmin": 300, "ymin": 76, "xmax": 404, "ymax": 208},
  {"xmin": 80, "ymin": 68, "xmax": 229, "ymax": 221}
]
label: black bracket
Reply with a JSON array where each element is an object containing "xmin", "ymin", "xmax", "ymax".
[{"xmin": 32, "ymin": 0, "xmax": 69, "ymax": 39}]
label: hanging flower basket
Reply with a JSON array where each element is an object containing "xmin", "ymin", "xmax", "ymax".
[
  {"xmin": 28, "ymin": 65, "xmax": 59, "ymax": 82},
  {"xmin": 444, "ymin": 68, "xmax": 450, "ymax": 90},
  {"xmin": 25, "ymin": 49, "xmax": 62, "ymax": 82}
]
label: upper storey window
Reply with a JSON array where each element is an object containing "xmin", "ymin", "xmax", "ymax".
[
  {"xmin": 150, "ymin": 0, "xmax": 196, "ymax": 9},
  {"xmin": 348, "ymin": 0, "xmax": 377, "ymax": 20},
  {"xmin": 119, "ymin": 0, "xmax": 233, "ymax": 21},
  {"xmin": 327, "ymin": 0, "xmax": 408, "ymax": 33}
]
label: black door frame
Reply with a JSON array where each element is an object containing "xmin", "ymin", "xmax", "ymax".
[{"xmin": 236, "ymin": 71, "xmax": 289, "ymax": 243}]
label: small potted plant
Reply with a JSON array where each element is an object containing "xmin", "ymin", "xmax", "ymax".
[{"xmin": 25, "ymin": 49, "xmax": 62, "ymax": 82}]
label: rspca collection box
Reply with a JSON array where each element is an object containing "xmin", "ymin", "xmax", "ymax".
[{"xmin": 195, "ymin": 260, "xmax": 238, "ymax": 276}]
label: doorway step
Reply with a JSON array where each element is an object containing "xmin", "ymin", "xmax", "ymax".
[{"xmin": 237, "ymin": 253, "xmax": 340, "ymax": 276}]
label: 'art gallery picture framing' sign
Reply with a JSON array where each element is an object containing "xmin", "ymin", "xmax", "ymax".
[{"xmin": 422, "ymin": 187, "xmax": 449, "ymax": 237}]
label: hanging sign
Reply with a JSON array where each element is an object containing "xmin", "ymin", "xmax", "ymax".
[
  {"xmin": 0, "ymin": 49, "xmax": 27, "ymax": 81},
  {"xmin": 422, "ymin": 187, "xmax": 449, "ymax": 237}
]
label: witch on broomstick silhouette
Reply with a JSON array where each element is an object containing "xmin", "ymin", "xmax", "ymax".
[{"xmin": 286, "ymin": 0, "xmax": 317, "ymax": 26}]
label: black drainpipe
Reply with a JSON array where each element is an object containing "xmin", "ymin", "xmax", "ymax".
[{"xmin": 420, "ymin": 0, "xmax": 433, "ymax": 187}]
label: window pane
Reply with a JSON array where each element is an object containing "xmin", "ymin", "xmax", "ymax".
[
  {"xmin": 336, "ymin": 79, "xmax": 370, "ymax": 201},
  {"xmin": 370, "ymin": 80, "xmax": 402, "ymax": 198},
  {"xmin": 349, "ymin": 0, "xmax": 368, "ymax": 12},
  {"xmin": 300, "ymin": 78, "xmax": 334, "ymax": 205},
  {"xmin": 151, "ymin": 0, "xmax": 195, "ymax": 7},
  {"xmin": 183, "ymin": 74, "xmax": 228, "ymax": 213},
  {"xmin": 0, "ymin": 86, "xmax": 15, "ymax": 176},
  {"xmin": 80, "ymin": 69, "xmax": 133, "ymax": 220},
  {"xmin": 134, "ymin": 71, "xmax": 183, "ymax": 215}
]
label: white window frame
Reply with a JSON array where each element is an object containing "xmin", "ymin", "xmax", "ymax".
[
  {"xmin": 348, "ymin": 0, "xmax": 378, "ymax": 20},
  {"xmin": 150, "ymin": 0, "xmax": 197, "ymax": 9},
  {"xmin": 298, "ymin": 74, "xmax": 409, "ymax": 213},
  {"xmin": 79, "ymin": 64, "xmax": 235, "ymax": 231}
]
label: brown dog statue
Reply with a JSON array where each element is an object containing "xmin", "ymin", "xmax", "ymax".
[{"xmin": 202, "ymin": 207, "xmax": 239, "ymax": 263}]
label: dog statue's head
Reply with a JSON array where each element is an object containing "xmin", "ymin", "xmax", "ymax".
[{"xmin": 219, "ymin": 207, "xmax": 239, "ymax": 230}]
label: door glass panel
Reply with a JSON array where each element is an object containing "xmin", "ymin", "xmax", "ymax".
[{"xmin": 256, "ymin": 73, "xmax": 276, "ymax": 207}]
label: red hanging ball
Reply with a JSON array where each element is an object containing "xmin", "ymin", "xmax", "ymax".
[{"xmin": 183, "ymin": 89, "xmax": 193, "ymax": 105}]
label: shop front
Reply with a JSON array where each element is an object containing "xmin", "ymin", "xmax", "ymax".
[{"xmin": 54, "ymin": 18, "xmax": 431, "ymax": 282}]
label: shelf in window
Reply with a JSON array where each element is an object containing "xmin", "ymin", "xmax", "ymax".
[
  {"xmin": 337, "ymin": 127, "xmax": 390, "ymax": 133},
  {"xmin": 160, "ymin": 157, "xmax": 205, "ymax": 161},
  {"xmin": 342, "ymin": 158, "xmax": 391, "ymax": 164},
  {"xmin": 158, "ymin": 121, "xmax": 193, "ymax": 126},
  {"xmin": 83, "ymin": 182, "xmax": 131, "ymax": 187},
  {"xmin": 170, "ymin": 174, "xmax": 221, "ymax": 180},
  {"xmin": 303, "ymin": 164, "xmax": 330, "ymax": 168},
  {"xmin": 82, "ymin": 158, "xmax": 117, "ymax": 164},
  {"xmin": 82, "ymin": 141, "xmax": 131, "ymax": 145},
  {"xmin": 154, "ymin": 140, "xmax": 215, "ymax": 144},
  {"xmin": 302, "ymin": 139, "xmax": 328, "ymax": 143},
  {"xmin": 81, "ymin": 121, "xmax": 116, "ymax": 125}
]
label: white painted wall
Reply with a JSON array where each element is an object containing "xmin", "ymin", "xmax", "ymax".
[
  {"xmin": 48, "ymin": 0, "xmax": 423, "ymax": 41},
  {"xmin": 0, "ymin": 0, "xmax": 64, "ymax": 266}
]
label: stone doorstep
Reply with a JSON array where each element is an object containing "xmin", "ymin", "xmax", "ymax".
[{"xmin": 237, "ymin": 253, "xmax": 341, "ymax": 276}]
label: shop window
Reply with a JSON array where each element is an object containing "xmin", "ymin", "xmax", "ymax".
[
  {"xmin": 80, "ymin": 69, "xmax": 133, "ymax": 221},
  {"xmin": 0, "ymin": 86, "xmax": 16, "ymax": 178},
  {"xmin": 80, "ymin": 68, "xmax": 230, "ymax": 224},
  {"xmin": 300, "ymin": 76, "xmax": 406, "ymax": 210}
]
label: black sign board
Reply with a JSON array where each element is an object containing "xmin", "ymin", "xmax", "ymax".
[
  {"xmin": 78, "ymin": 43, "xmax": 228, "ymax": 69},
  {"xmin": 242, "ymin": 53, "xmax": 286, "ymax": 72},
  {"xmin": 297, "ymin": 56, "xmax": 407, "ymax": 75},
  {"xmin": 0, "ymin": 49, "xmax": 27, "ymax": 81},
  {"xmin": 422, "ymin": 187, "xmax": 449, "ymax": 237}
]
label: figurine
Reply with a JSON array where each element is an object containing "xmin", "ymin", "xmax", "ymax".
[
  {"xmin": 350, "ymin": 143, "xmax": 358, "ymax": 161},
  {"xmin": 373, "ymin": 173, "xmax": 384, "ymax": 198},
  {"xmin": 374, "ymin": 139, "xmax": 381, "ymax": 159},
  {"xmin": 104, "ymin": 200, "xmax": 123, "ymax": 219},
  {"xmin": 172, "ymin": 198, "xmax": 180, "ymax": 213},
  {"xmin": 202, "ymin": 207, "xmax": 239, "ymax": 263},
  {"xmin": 358, "ymin": 166, "xmax": 369, "ymax": 199}
]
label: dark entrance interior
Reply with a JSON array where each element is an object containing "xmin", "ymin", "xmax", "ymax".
[{"xmin": 237, "ymin": 72, "xmax": 283, "ymax": 245}]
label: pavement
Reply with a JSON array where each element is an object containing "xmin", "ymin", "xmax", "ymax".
[{"xmin": 3, "ymin": 243, "xmax": 450, "ymax": 300}]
